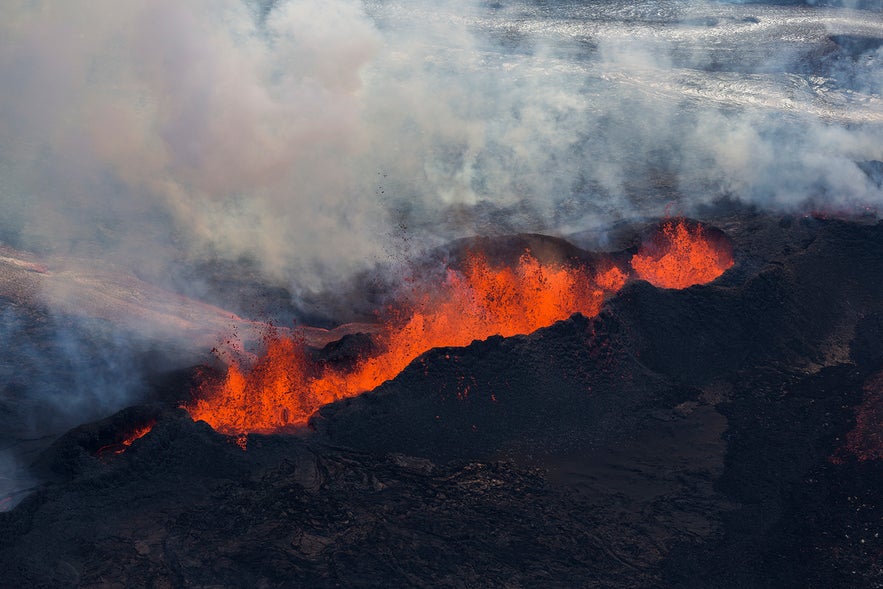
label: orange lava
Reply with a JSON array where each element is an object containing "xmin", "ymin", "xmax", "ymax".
[
  {"xmin": 97, "ymin": 421, "xmax": 156, "ymax": 458},
  {"xmin": 188, "ymin": 223, "xmax": 732, "ymax": 436},
  {"xmin": 187, "ymin": 252, "xmax": 627, "ymax": 434},
  {"xmin": 630, "ymin": 219, "xmax": 733, "ymax": 289}
]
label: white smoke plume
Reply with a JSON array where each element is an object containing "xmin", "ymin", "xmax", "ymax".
[
  {"xmin": 0, "ymin": 0, "xmax": 390, "ymax": 294},
  {"xmin": 2, "ymin": 0, "xmax": 882, "ymax": 293}
]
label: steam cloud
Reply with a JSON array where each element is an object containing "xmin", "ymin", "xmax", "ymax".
[
  {"xmin": 2, "ymin": 0, "xmax": 882, "ymax": 288},
  {"xmin": 0, "ymin": 0, "xmax": 882, "ymax": 465},
  {"xmin": 0, "ymin": 0, "xmax": 388, "ymax": 292}
]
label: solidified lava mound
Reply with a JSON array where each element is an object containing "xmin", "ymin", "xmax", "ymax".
[{"xmin": 3, "ymin": 213, "xmax": 883, "ymax": 588}]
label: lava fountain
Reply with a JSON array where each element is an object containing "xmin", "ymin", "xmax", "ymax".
[
  {"xmin": 631, "ymin": 219, "xmax": 734, "ymax": 289},
  {"xmin": 187, "ymin": 221, "xmax": 733, "ymax": 435}
]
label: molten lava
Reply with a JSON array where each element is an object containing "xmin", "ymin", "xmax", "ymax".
[
  {"xmin": 188, "ymin": 252, "xmax": 627, "ymax": 434},
  {"xmin": 188, "ymin": 224, "xmax": 732, "ymax": 436},
  {"xmin": 97, "ymin": 421, "xmax": 156, "ymax": 459},
  {"xmin": 630, "ymin": 219, "xmax": 733, "ymax": 289}
]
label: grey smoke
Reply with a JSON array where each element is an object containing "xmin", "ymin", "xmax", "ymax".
[
  {"xmin": 1, "ymin": 0, "xmax": 881, "ymax": 291},
  {"xmin": 0, "ymin": 306, "xmax": 149, "ymax": 434},
  {"xmin": 362, "ymin": 1, "xmax": 883, "ymax": 237},
  {"xmin": 0, "ymin": 449, "xmax": 35, "ymax": 512},
  {"xmin": 0, "ymin": 0, "xmax": 389, "ymax": 295}
]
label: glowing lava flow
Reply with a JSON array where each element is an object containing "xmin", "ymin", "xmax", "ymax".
[
  {"xmin": 631, "ymin": 219, "xmax": 733, "ymax": 289},
  {"xmin": 97, "ymin": 421, "xmax": 156, "ymax": 459},
  {"xmin": 187, "ymin": 252, "xmax": 627, "ymax": 434},
  {"xmin": 187, "ymin": 223, "xmax": 732, "ymax": 436}
]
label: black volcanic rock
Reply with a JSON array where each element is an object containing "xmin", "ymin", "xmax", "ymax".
[
  {"xmin": 2, "ymin": 214, "xmax": 883, "ymax": 587},
  {"xmin": 0, "ymin": 410, "xmax": 685, "ymax": 588},
  {"xmin": 311, "ymin": 314, "xmax": 687, "ymax": 463},
  {"xmin": 311, "ymin": 332, "xmax": 378, "ymax": 371}
]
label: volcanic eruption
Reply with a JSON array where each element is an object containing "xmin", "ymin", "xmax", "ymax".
[
  {"xmin": 2, "ymin": 0, "xmax": 883, "ymax": 587},
  {"xmin": 186, "ymin": 219, "xmax": 731, "ymax": 437},
  {"xmin": 630, "ymin": 219, "xmax": 734, "ymax": 289}
]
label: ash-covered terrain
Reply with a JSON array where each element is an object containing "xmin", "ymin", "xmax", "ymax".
[{"xmin": 1, "ymin": 212, "xmax": 883, "ymax": 588}]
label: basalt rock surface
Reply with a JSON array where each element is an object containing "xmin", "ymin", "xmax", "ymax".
[{"xmin": 2, "ymin": 214, "xmax": 883, "ymax": 588}]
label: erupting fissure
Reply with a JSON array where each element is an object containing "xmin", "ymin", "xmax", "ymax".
[
  {"xmin": 187, "ymin": 220, "xmax": 733, "ymax": 435},
  {"xmin": 630, "ymin": 219, "xmax": 734, "ymax": 289}
]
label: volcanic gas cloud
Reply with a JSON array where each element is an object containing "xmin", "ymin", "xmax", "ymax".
[{"xmin": 187, "ymin": 219, "xmax": 733, "ymax": 435}]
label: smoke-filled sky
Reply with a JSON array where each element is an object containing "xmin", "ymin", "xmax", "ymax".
[
  {"xmin": 2, "ymin": 0, "xmax": 882, "ymax": 298},
  {"xmin": 1, "ymin": 0, "xmax": 388, "ymax": 292}
]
